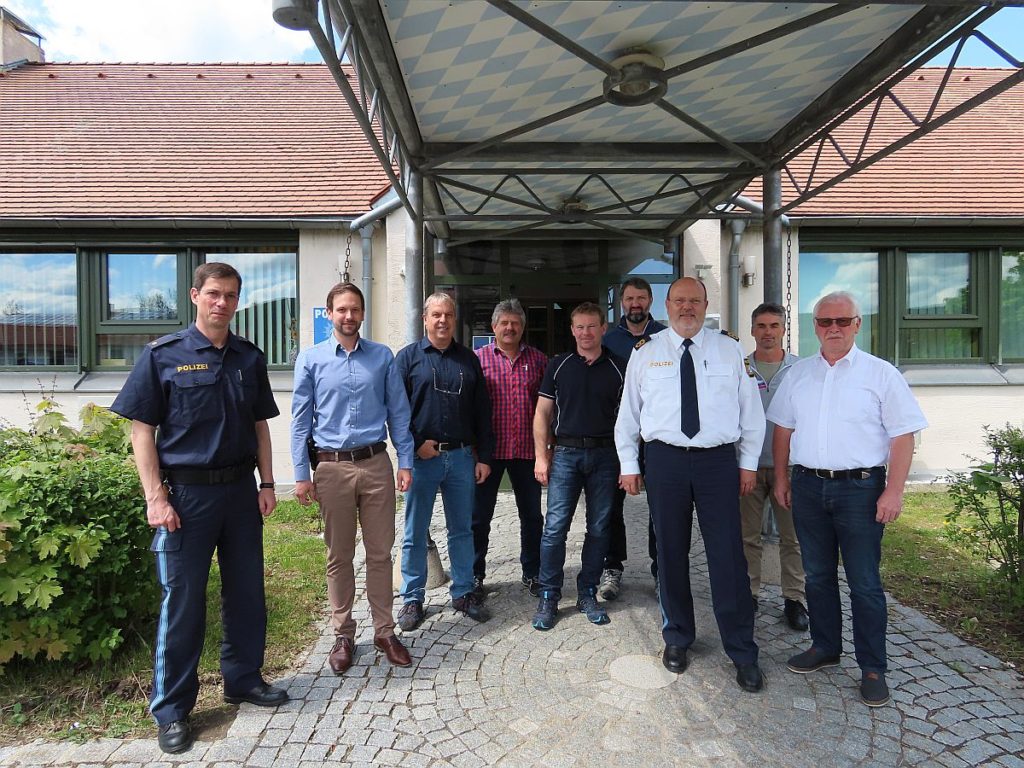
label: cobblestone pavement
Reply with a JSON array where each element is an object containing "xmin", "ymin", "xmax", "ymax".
[{"xmin": 3, "ymin": 493, "xmax": 1023, "ymax": 767}]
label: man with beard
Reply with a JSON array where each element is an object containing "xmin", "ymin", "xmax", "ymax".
[
  {"xmin": 616, "ymin": 277, "xmax": 765, "ymax": 693},
  {"xmin": 291, "ymin": 282, "xmax": 414, "ymax": 675},
  {"xmin": 472, "ymin": 298, "xmax": 547, "ymax": 599},
  {"xmin": 599, "ymin": 277, "xmax": 666, "ymax": 601}
]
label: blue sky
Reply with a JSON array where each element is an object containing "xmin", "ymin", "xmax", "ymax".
[{"xmin": 5, "ymin": 1, "xmax": 1022, "ymax": 66}]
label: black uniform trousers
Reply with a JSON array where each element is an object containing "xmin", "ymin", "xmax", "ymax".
[
  {"xmin": 149, "ymin": 476, "xmax": 266, "ymax": 724},
  {"xmin": 645, "ymin": 440, "xmax": 758, "ymax": 665}
]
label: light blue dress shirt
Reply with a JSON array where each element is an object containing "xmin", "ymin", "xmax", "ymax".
[{"xmin": 290, "ymin": 336, "xmax": 414, "ymax": 481}]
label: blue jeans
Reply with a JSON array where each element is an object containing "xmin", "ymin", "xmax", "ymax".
[
  {"xmin": 472, "ymin": 459, "xmax": 543, "ymax": 581},
  {"xmin": 400, "ymin": 446, "xmax": 476, "ymax": 603},
  {"xmin": 791, "ymin": 466, "xmax": 888, "ymax": 673},
  {"xmin": 538, "ymin": 446, "xmax": 618, "ymax": 600}
]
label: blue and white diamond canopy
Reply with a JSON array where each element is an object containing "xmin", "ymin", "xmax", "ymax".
[{"xmin": 329, "ymin": 1, "xmax": 985, "ymax": 239}]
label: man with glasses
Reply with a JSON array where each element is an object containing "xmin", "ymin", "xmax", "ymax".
[
  {"xmin": 291, "ymin": 282, "xmax": 414, "ymax": 676},
  {"xmin": 598, "ymin": 277, "xmax": 666, "ymax": 601},
  {"xmin": 395, "ymin": 292, "xmax": 494, "ymax": 630},
  {"xmin": 472, "ymin": 298, "xmax": 548, "ymax": 599},
  {"xmin": 615, "ymin": 277, "xmax": 765, "ymax": 693},
  {"xmin": 531, "ymin": 302, "xmax": 626, "ymax": 631},
  {"xmin": 112, "ymin": 262, "xmax": 286, "ymax": 754},
  {"xmin": 741, "ymin": 302, "xmax": 808, "ymax": 631},
  {"xmin": 768, "ymin": 291, "xmax": 927, "ymax": 707}
]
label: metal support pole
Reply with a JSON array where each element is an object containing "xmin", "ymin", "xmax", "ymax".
[
  {"xmin": 359, "ymin": 225, "xmax": 373, "ymax": 340},
  {"xmin": 763, "ymin": 170, "xmax": 783, "ymax": 305},
  {"xmin": 405, "ymin": 169, "xmax": 424, "ymax": 344}
]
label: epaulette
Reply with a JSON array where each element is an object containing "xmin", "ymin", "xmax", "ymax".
[
  {"xmin": 744, "ymin": 358, "xmax": 757, "ymax": 378},
  {"xmin": 149, "ymin": 330, "xmax": 186, "ymax": 348},
  {"xmin": 720, "ymin": 329, "xmax": 739, "ymax": 342},
  {"xmin": 633, "ymin": 338, "xmax": 648, "ymax": 351}
]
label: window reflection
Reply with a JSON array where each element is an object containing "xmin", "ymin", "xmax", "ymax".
[
  {"xmin": 225, "ymin": 252, "xmax": 298, "ymax": 366},
  {"xmin": 906, "ymin": 252, "xmax": 970, "ymax": 315},
  {"xmin": 106, "ymin": 253, "xmax": 178, "ymax": 321},
  {"xmin": 1002, "ymin": 250, "xmax": 1024, "ymax": 360},
  {"xmin": 797, "ymin": 252, "xmax": 878, "ymax": 357},
  {"xmin": 0, "ymin": 253, "xmax": 78, "ymax": 366}
]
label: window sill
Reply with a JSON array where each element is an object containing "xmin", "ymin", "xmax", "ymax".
[
  {"xmin": 0, "ymin": 370, "xmax": 296, "ymax": 394},
  {"xmin": 901, "ymin": 364, "xmax": 1024, "ymax": 386}
]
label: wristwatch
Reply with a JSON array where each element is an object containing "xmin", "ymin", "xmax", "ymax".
[{"xmin": 259, "ymin": 482, "xmax": 276, "ymax": 490}]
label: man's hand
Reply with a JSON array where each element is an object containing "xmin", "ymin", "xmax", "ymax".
[
  {"xmin": 773, "ymin": 475, "xmax": 791, "ymax": 510},
  {"xmin": 876, "ymin": 487, "xmax": 903, "ymax": 523},
  {"xmin": 258, "ymin": 487, "xmax": 277, "ymax": 517},
  {"xmin": 534, "ymin": 456, "xmax": 550, "ymax": 487},
  {"xmin": 147, "ymin": 495, "xmax": 180, "ymax": 531},
  {"xmin": 620, "ymin": 474, "xmax": 641, "ymax": 495},
  {"xmin": 396, "ymin": 468, "xmax": 412, "ymax": 492},
  {"xmin": 416, "ymin": 441, "xmax": 441, "ymax": 460},
  {"xmin": 474, "ymin": 463, "xmax": 491, "ymax": 484},
  {"xmin": 295, "ymin": 479, "xmax": 317, "ymax": 506},
  {"xmin": 739, "ymin": 469, "xmax": 757, "ymax": 496}
]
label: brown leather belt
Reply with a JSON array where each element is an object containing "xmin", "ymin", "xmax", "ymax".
[{"xmin": 316, "ymin": 442, "xmax": 387, "ymax": 463}]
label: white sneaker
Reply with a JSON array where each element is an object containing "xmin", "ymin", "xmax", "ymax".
[{"xmin": 597, "ymin": 568, "xmax": 623, "ymax": 601}]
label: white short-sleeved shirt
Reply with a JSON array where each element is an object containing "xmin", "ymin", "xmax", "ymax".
[
  {"xmin": 615, "ymin": 326, "xmax": 765, "ymax": 474},
  {"xmin": 766, "ymin": 344, "xmax": 928, "ymax": 470}
]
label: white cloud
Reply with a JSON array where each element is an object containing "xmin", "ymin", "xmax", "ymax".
[{"xmin": 6, "ymin": 0, "xmax": 319, "ymax": 63}]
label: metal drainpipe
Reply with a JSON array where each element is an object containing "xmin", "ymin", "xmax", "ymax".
[
  {"xmin": 406, "ymin": 169, "xmax": 424, "ymax": 343},
  {"xmin": 360, "ymin": 225, "xmax": 374, "ymax": 340},
  {"xmin": 763, "ymin": 170, "xmax": 784, "ymax": 305},
  {"xmin": 728, "ymin": 219, "xmax": 746, "ymax": 333}
]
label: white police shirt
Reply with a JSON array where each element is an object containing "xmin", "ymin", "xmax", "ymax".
[
  {"xmin": 615, "ymin": 326, "xmax": 765, "ymax": 475},
  {"xmin": 766, "ymin": 344, "xmax": 928, "ymax": 471}
]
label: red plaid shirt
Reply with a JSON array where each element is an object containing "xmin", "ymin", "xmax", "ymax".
[{"xmin": 475, "ymin": 342, "xmax": 548, "ymax": 460}]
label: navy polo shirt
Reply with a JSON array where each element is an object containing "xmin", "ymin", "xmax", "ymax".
[
  {"xmin": 538, "ymin": 346, "xmax": 626, "ymax": 439},
  {"xmin": 602, "ymin": 316, "xmax": 667, "ymax": 361},
  {"xmin": 394, "ymin": 337, "xmax": 495, "ymax": 463},
  {"xmin": 111, "ymin": 324, "xmax": 279, "ymax": 469}
]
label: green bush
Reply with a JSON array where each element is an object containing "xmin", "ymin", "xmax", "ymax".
[
  {"xmin": 945, "ymin": 423, "xmax": 1024, "ymax": 600},
  {"xmin": 0, "ymin": 400, "xmax": 156, "ymax": 670}
]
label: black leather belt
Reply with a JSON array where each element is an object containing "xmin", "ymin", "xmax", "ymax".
[
  {"xmin": 161, "ymin": 460, "xmax": 255, "ymax": 486},
  {"xmin": 555, "ymin": 436, "xmax": 616, "ymax": 448},
  {"xmin": 441, "ymin": 440, "xmax": 472, "ymax": 452},
  {"xmin": 649, "ymin": 440, "xmax": 732, "ymax": 452},
  {"xmin": 317, "ymin": 442, "xmax": 387, "ymax": 463},
  {"xmin": 794, "ymin": 464, "xmax": 881, "ymax": 480}
]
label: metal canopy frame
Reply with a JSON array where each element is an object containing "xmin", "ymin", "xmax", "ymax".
[{"xmin": 280, "ymin": 0, "xmax": 1024, "ymax": 246}]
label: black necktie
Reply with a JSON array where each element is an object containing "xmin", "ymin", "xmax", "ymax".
[{"xmin": 680, "ymin": 338, "xmax": 700, "ymax": 438}]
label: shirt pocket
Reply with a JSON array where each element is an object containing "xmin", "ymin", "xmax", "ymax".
[
  {"xmin": 704, "ymin": 363, "xmax": 734, "ymax": 392},
  {"xmin": 170, "ymin": 370, "xmax": 219, "ymax": 425}
]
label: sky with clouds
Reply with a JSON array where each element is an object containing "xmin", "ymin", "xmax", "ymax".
[{"xmin": 4, "ymin": 0, "xmax": 1022, "ymax": 66}]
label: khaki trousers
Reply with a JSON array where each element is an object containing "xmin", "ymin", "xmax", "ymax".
[
  {"xmin": 739, "ymin": 467, "xmax": 805, "ymax": 603},
  {"xmin": 314, "ymin": 451, "xmax": 397, "ymax": 640}
]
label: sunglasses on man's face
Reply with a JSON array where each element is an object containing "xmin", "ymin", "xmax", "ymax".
[{"xmin": 814, "ymin": 316, "xmax": 859, "ymax": 328}]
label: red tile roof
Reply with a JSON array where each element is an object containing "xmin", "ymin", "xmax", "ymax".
[
  {"xmin": 0, "ymin": 62, "xmax": 391, "ymax": 220},
  {"xmin": 774, "ymin": 67, "xmax": 1024, "ymax": 219}
]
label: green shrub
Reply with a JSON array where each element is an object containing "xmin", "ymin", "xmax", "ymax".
[
  {"xmin": 945, "ymin": 423, "xmax": 1024, "ymax": 600},
  {"xmin": 0, "ymin": 400, "xmax": 156, "ymax": 670}
]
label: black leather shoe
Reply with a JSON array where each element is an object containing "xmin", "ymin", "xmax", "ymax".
[
  {"xmin": 224, "ymin": 681, "xmax": 289, "ymax": 707},
  {"xmin": 157, "ymin": 720, "xmax": 193, "ymax": 754},
  {"xmin": 784, "ymin": 599, "xmax": 809, "ymax": 632},
  {"xmin": 452, "ymin": 593, "xmax": 490, "ymax": 622},
  {"xmin": 736, "ymin": 662, "xmax": 764, "ymax": 692},
  {"xmin": 662, "ymin": 644, "xmax": 688, "ymax": 674}
]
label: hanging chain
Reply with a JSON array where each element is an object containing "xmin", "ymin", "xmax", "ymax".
[
  {"xmin": 342, "ymin": 231, "xmax": 352, "ymax": 283},
  {"xmin": 785, "ymin": 226, "xmax": 794, "ymax": 353}
]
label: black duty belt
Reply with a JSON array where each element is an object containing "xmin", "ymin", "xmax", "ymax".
[
  {"xmin": 555, "ymin": 436, "xmax": 616, "ymax": 449},
  {"xmin": 161, "ymin": 460, "xmax": 255, "ymax": 486},
  {"xmin": 794, "ymin": 464, "xmax": 882, "ymax": 480},
  {"xmin": 317, "ymin": 442, "xmax": 388, "ymax": 463}
]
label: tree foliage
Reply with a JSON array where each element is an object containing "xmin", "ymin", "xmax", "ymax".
[{"xmin": 0, "ymin": 400, "xmax": 155, "ymax": 670}]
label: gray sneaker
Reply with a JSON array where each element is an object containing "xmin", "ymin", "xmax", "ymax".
[
  {"xmin": 396, "ymin": 601, "xmax": 425, "ymax": 631},
  {"xmin": 576, "ymin": 590, "xmax": 610, "ymax": 625},
  {"xmin": 597, "ymin": 568, "xmax": 623, "ymax": 601}
]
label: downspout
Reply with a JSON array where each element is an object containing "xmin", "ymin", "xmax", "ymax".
[
  {"xmin": 359, "ymin": 225, "xmax": 374, "ymax": 340},
  {"xmin": 406, "ymin": 169, "xmax": 424, "ymax": 344},
  {"xmin": 728, "ymin": 219, "xmax": 746, "ymax": 333}
]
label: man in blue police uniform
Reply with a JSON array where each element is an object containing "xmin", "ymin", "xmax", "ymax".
[
  {"xmin": 531, "ymin": 302, "xmax": 626, "ymax": 631},
  {"xmin": 291, "ymin": 282, "xmax": 414, "ymax": 675},
  {"xmin": 395, "ymin": 292, "xmax": 495, "ymax": 630},
  {"xmin": 112, "ymin": 262, "xmax": 287, "ymax": 755},
  {"xmin": 616, "ymin": 276, "xmax": 765, "ymax": 693},
  {"xmin": 599, "ymin": 277, "xmax": 666, "ymax": 602}
]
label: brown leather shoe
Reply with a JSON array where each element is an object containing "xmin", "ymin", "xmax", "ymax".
[
  {"xmin": 328, "ymin": 635, "xmax": 354, "ymax": 675},
  {"xmin": 373, "ymin": 634, "xmax": 412, "ymax": 667}
]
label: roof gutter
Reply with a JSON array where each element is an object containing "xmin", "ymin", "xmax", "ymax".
[
  {"xmin": 350, "ymin": 190, "xmax": 403, "ymax": 232},
  {"xmin": 0, "ymin": 216, "xmax": 355, "ymax": 230},
  {"xmin": 788, "ymin": 215, "xmax": 1024, "ymax": 227}
]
